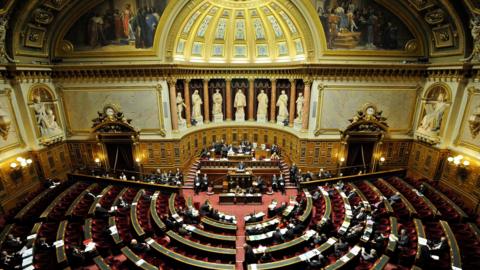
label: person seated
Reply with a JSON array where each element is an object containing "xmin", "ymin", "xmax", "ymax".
[
  {"xmin": 312, "ymin": 189, "xmax": 321, "ymax": 200},
  {"xmin": 307, "ymin": 253, "xmax": 327, "ymax": 269},
  {"xmin": 398, "ymin": 229, "xmax": 409, "ymax": 249},
  {"xmin": 1, "ymin": 250, "xmax": 15, "ymax": 269},
  {"xmin": 243, "ymin": 244, "xmax": 257, "ymax": 265},
  {"xmin": 346, "ymin": 222, "xmax": 364, "ymax": 241},
  {"xmin": 418, "ymin": 184, "xmax": 426, "ymax": 194},
  {"xmin": 370, "ymin": 232, "xmax": 388, "ymax": 252},
  {"xmin": 221, "ymin": 144, "xmax": 229, "ymax": 158},
  {"xmin": 361, "ymin": 247, "xmax": 377, "ymax": 262},
  {"xmin": 115, "ymin": 196, "xmax": 129, "ymax": 209},
  {"xmin": 200, "ymin": 147, "xmax": 210, "ymax": 159},
  {"xmin": 272, "ymin": 228, "xmax": 285, "ymax": 243},
  {"xmin": 355, "ymin": 207, "xmax": 366, "ymax": 221},
  {"xmin": 334, "ymin": 238, "xmax": 348, "ymax": 257},
  {"xmin": 130, "ymin": 239, "xmax": 150, "ymax": 253},
  {"xmin": 5, "ymin": 234, "xmax": 22, "ymax": 249},
  {"xmin": 270, "ymin": 152, "xmax": 279, "ymax": 160},
  {"xmin": 234, "ymin": 185, "xmax": 244, "ymax": 195},
  {"xmin": 289, "ymin": 164, "xmax": 298, "ymax": 183},
  {"xmin": 428, "ymin": 237, "xmax": 447, "ymax": 255},
  {"xmin": 304, "ymin": 171, "xmax": 313, "ymax": 181},
  {"xmin": 69, "ymin": 246, "xmax": 86, "ymax": 267},
  {"xmin": 199, "ymin": 200, "xmax": 211, "ymax": 216},
  {"xmin": 271, "ymin": 175, "xmax": 278, "ymax": 192},
  {"xmin": 163, "ymin": 214, "xmax": 177, "ymax": 229},
  {"xmin": 336, "ymin": 180, "xmax": 345, "ymax": 190},
  {"xmin": 259, "ymin": 252, "xmax": 273, "ymax": 263},
  {"xmin": 44, "ymin": 178, "xmax": 60, "ymax": 188},
  {"xmin": 95, "ymin": 203, "xmax": 111, "ymax": 217},
  {"xmin": 388, "ymin": 192, "xmax": 401, "ymax": 205},
  {"xmin": 119, "ymin": 172, "xmax": 127, "ymax": 180},
  {"xmin": 37, "ymin": 238, "xmax": 52, "ymax": 251}
]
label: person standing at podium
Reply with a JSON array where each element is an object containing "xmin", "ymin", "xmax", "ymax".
[
  {"xmin": 238, "ymin": 161, "xmax": 246, "ymax": 171},
  {"xmin": 202, "ymin": 173, "xmax": 209, "ymax": 191}
]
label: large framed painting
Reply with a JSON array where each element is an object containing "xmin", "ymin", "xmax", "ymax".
[
  {"xmin": 62, "ymin": 0, "xmax": 169, "ymax": 53},
  {"xmin": 314, "ymin": 0, "xmax": 416, "ymax": 51}
]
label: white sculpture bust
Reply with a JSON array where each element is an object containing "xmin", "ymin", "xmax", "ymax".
[
  {"xmin": 234, "ymin": 89, "xmax": 247, "ymax": 114},
  {"xmin": 257, "ymin": 89, "xmax": 268, "ymax": 117},
  {"xmin": 212, "ymin": 89, "xmax": 223, "ymax": 116},
  {"xmin": 276, "ymin": 90, "xmax": 289, "ymax": 120},
  {"xmin": 191, "ymin": 89, "xmax": 203, "ymax": 121}
]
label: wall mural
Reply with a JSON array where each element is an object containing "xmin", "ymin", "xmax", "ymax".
[
  {"xmin": 314, "ymin": 0, "xmax": 414, "ymax": 50},
  {"xmin": 456, "ymin": 87, "xmax": 480, "ymax": 151},
  {"xmin": 64, "ymin": 0, "xmax": 169, "ymax": 52},
  {"xmin": 0, "ymin": 90, "xmax": 20, "ymax": 151}
]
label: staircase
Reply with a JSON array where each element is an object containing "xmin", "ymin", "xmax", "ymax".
[
  {"xmin": 279, "ymin": 159, "xmax": 296, "ymax": 189},
  {"xmin": 184, "ymin": 158, "xmax": 200, "ymax": 189}
]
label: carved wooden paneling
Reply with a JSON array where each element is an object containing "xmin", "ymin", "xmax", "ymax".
[
  {"xmin": 379, "ymin": 140, "xmax": 412, "ymax": 169},
  {"xmin": 36, "ymin": 142, "xmax": 72, "ymax": 180},
  {"xmin": 407, "ymin": 141, "xmax": 447, "ymax": 180}
]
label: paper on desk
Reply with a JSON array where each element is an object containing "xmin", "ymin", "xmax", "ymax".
[
  {"xmin": 418, "ymin": 237, "xmax": 428, "ymax": 246},
  {"xmin": 135, "ymin": 259, "xmax": 146, "ymax": 266},
  {"xmin": 22, "ymin": 256, "xmax": 33, "ymax": 267},
  {"xmin": 350, "ymin": 246, "xmax": 361, "ymax": 255},
  {"xmin": 22, "ymin": 248, "xmax": 33, "ymax": 258},
  {"xmin": 146, "ymin": 238, "xmax": 155, "ymax": 245},
  {"xmin": 27, "ymin": 234, "xmax": 37, "ymax": 240},
  {"xmin": 85, "ymin": 242, "xmax": 96, "ymax": 252},
  {"xmin": 53, "ymin": 240, "xmax": 64, "ymax": 248},
  {"xmin": 327, "ymin": 238, "xmax": 336, "ymax": 245},
  {"xmin": 389, "ymin": 234, "xmax": 398, "ymax": 242}
]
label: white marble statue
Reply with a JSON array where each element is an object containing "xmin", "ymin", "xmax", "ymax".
[
  {"xmin": 295, "ymin": 93, "xmax": 304, "ymax": 121},
  {"xmin": 33, "ymin": 95, "xmax": 61, "ymax": 136},
  {"xmin": 176, "ymin": 92, "xmax": 186, "ymax": 122},
  {"xmin": 257, "ymin": 89, "xmax": 268, "ymax": 117},
  {"xmin": 276, "ymin": 90, "xmax": 289, "ymax": 120},
  {"xmin": 212, "ymin": 89, "xmax": 223, "ymax": 116},
  {"xmin": 191, "ymin": 90, "xmax": 203, "ymax": 122},
  {"xmin": 418, "ymin": 93, "xmax": 448, "ymax": 133},
  {"xmin": 234, "ymin": 89, "xmax": 247, "ymax": 114}
]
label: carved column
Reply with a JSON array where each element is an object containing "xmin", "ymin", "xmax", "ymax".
[
  {"xmin": 203, "ymin": 79, "xmax": 210, "ymax": 123},
  {"xmin": 248, "ymin": 78, "xmax": 255, "ymax": 121},
  {"xmin": 168, "ymin": 79, "xmax": 179, "ymax": 132},
  {"xmin": 302, "ymin": 79, "xmax": 312, "ymax": 131},
  {"xmin": 226, "ymin": 78, "xmax": 232, "ymax": 121},
  {"xmin": 184, "ymin": 79, "xmax": 191, "ymax": 127},
  {"xmin": 270, "ymin": 79, "xmax": 277, "ymax": 123},
  {"xmin": 288, "ymin": 79, "xmax": 296, "ymax": 126}
]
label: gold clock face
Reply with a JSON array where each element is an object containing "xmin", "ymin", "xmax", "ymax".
[{"xmin": 105, "ymin": 107, "xmax": 115, "ymax": 117}]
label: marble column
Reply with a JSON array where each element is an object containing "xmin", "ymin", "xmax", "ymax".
[
  {"xmin": 226, "ymin": 79, "xmax": 232, "ymax": 121},
  {"xmin": 168, "ymin": 79, "xmax": 178, "ymax": 132},
  {"xmin": 184, "ymin": 79, "xmax": 191, "ymax": 127},
  {"xmin": 302, "ymin": 79, "xmax": 312, "ymax": 131},
  {"xmin": 203, "ymin": 79, "xmax": 210, "ymax": 124},
  {"xmin": 248, "ymin": 78, "xmax": 255, "ymax": 121},
  {"xmin": 288, "ymin": 79, "xmax": 296, "ymax": 127},
  {"xmin": 270, "ymin": 79, "xmax": 277, "ymax": 123}
]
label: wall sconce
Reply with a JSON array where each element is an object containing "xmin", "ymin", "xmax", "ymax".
[
  {"xmin": 447, "ymin": 155, "xmax": 470, "ymax": 180},
  {"xmin": 94, "ymin": 158, "xmax": 101, "ymax": 167},
  {"xmin": 339, "ymin": 157, "xmax": 345, "ymax": 165},
  {"xmin": 10, "ymin": 157, "xmax": 32, "ymax": 180},
  {"xmin": 379, "ymin": 157, "xmax": 386, "ymax": 165},
  {"xmin": 135, "ymin": 158, "xmax": 141, "ymax": 164}
]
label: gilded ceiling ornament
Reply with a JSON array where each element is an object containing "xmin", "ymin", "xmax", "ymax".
[
  {"xmin": 425, "ymin": 9, "xmax": 445, "ymax": 25},
  {"xmin": 33, "ymin": 8, "xmax": 54, "ymax": 25},
  {"xmin": 0, "ymin": 15, "xmax": 15, "ymax": 63},
  {"xmin": 0, "ymin": 105, "xmax": 11, "ymax": 140},
  {"xmin": 465, "ymin": 15, "xmax": 480, "ymax": 62}
]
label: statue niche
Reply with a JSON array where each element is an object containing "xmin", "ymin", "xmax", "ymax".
[
  {"xmin": 415, "ymin": 84, "xmax": 450, "ymax": 144},
  {"xmin": 28, "ymin": 86, "xmax": 64, "ymax": 145}
]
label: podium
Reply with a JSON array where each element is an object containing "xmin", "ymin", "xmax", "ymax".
[{"xmin": 227, "ymin": 169, "xmax": 253, "ymax": 190}]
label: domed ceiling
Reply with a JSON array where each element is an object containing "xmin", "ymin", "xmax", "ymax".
[{"xmin": 172, "ymin": 0, "xmax": 310, "ymax": 64}]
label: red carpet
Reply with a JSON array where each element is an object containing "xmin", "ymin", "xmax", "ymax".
[{"xmin": 182, "ymin": 189, "xmax": 298, "ymax": 270}]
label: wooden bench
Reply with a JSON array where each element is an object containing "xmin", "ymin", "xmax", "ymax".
[
  {"xmin": 387, "ymin": 217, "xmax": 398, "ymax": 253},
  {"xmin": 150, "ymin": 191, "xmax": 167, "ymax": 231},
  {"xmin": 147, "ymin": 237, "xmax": 236, "ymax": 270},
  {"xmin": 201, "ymin": 216, "xmax": 237, "ymax": 233},
  {"xmin": 40, "ymin": 182, "xmax": 81, "ymax": 220},
  {"xmin": 324, "ymin": 245, "xmax": 361, "ymax": 270},
  {"xmin": 423, "ymin": 182, "xmax": 468, "ymax": 220},
  {"xmin": 14, "ymin": 187, "xmax": 52, "ymax": 221},
  {"xmin": 55, "ymin": 220, "xmax": 68, "ymax": 265},
  {"xmin": 299, "ymin": 189, "xmax": 313, "ymax": 223},
  {"xmin": 413, "ymin": 218, "xmax": 427, "ymax": 266},
  {"xmin": 121, "ymin": 246, "xmax": 157, "ymax": 270},
  {"xmin": 248, "ymin": 237, "xmax": 337, "ymax": 270},
  {"xmin": 66, "ymin": 183, "xmax": 97, "ymax": 217},
  {"xmin": 167, "ymin": 230, "xmax": 236, "ymax": 259},
  {"xmin": 377, "ymin": 179, "xmax": 417, "ymax": 217},
  {"xmin": 88, "ymin": 185, "xmax": 113, "ymax": 216},
  {"xmin": 370, "ymin": 254, "xmax": 390, "ymax": 270},
  {"xmin": 440, "ymin": 220, "xmax": 462, "ymax": 270},
  {"xmin": 394, "ymin": 178, "xmax": 440, "ymax": 217},
  {"xmin": 131, "ymin": 189, "xmax": 146, "ymax": 238},
  {"xmin": 336, "ymin": 187, "xmax": 352, "ymax": 235},
  {"xmin": 93, "ymin": 256, "xmax": 112, "ymax": 270},
  {"xmin": 363, "ymin": 181, "xmax": 394, "ymax": 214}
]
